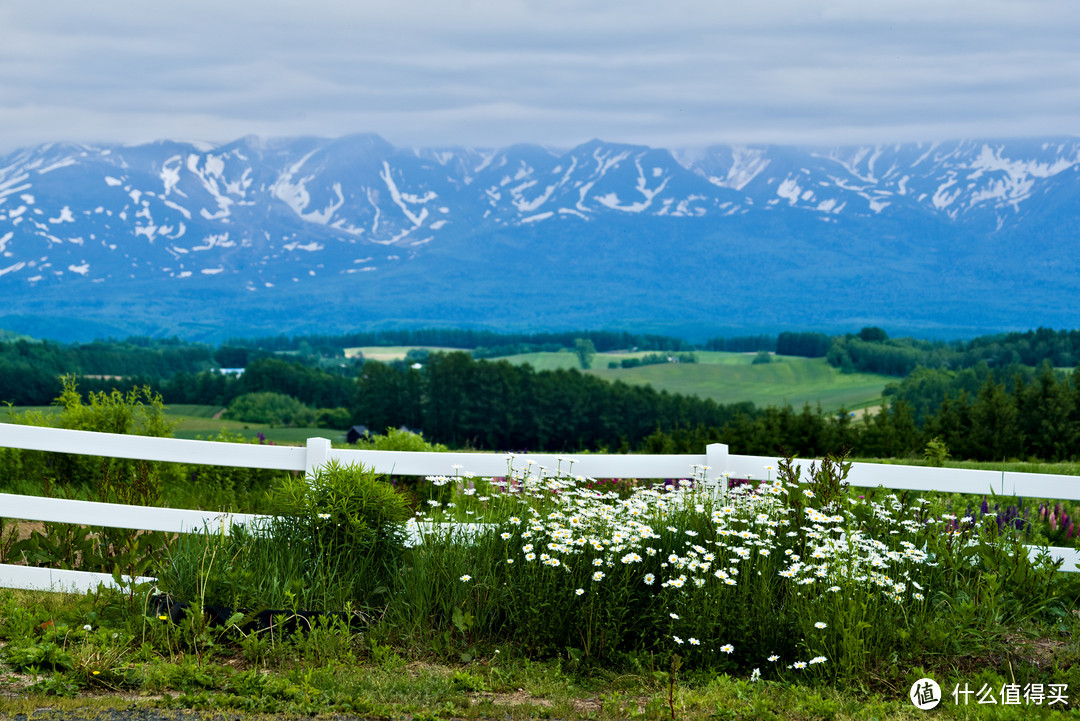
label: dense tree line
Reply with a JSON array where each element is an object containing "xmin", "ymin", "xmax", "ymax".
[
  {"xmin": 701, "ymin": 335, "xmax": 776, "ymax": 352},
  {"xmin": 228, "ymin": 328, "xmax": 699, "ymax": 354},
  {"xmin": 607, "ymin": 352, "xmax": 698, "ymax": 369},
  {"xmin": 826, "ymin": 326, "xmax": 1080, "ymax": 377},
  {"xmin": 775, "ymin": 332, "xmax": 831, "ymax": 358},
  {"xmin": 697, "ymin": 360, "xmax": 1080, "ymax": 462},
  {"xmin": 0, "ymin": 338, "xmax": 218, "ymax": 405},
  {"xmin": 10, "ymin": 326, "xmax": 1080, "ymax": 463},
  {"xmin": 354, "ymin": 352, "xmax": 754, "ymax": 451}
]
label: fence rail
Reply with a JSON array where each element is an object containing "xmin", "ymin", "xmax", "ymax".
[{"xmin": 1, "ymin": 422, "xmax": 1078, "ymax": 593}]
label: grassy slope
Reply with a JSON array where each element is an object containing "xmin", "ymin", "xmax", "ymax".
[{"xmin": 494, "ymin": 351, "xmax": 891, "ymax": 412}]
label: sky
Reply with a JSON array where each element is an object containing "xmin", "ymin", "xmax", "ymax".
[{"xmin": 1, "ymin": 0, "xmax": 1078, "ymax": 153}]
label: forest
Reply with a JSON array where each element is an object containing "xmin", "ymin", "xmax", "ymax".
[{"xmin": 3, "ymin": 326, "xmax": 1080, "ymax": 462}]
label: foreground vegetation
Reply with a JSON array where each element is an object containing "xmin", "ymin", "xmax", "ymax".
[
  {"xmin": 2, "ymin": 457, "xmax": 1078, "ymax": 718},
  {"xmin": 2, "ymin": 386, "xmax": 1080, "ymax": 718}
]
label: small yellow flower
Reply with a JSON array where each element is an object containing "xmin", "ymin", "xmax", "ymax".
[{"xmin": 158, "ymin": 615, "xmax": 168, "ymax": 621}]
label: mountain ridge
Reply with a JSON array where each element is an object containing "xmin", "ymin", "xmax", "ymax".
[{"xmin": 1, "ymin": 134, "xmax": 1078, "ymax": 342}]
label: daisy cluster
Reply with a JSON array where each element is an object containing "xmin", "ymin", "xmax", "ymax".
[{"xmin": 420, "ymin": 460, "xmax": 947, "ymax": 670}]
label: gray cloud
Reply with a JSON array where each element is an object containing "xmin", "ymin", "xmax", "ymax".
[{"xmin": 0, "ymin": 0, "xmax": 1077, "ymax": 152}]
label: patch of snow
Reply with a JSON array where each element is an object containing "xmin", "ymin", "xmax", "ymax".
[
  {"xmin": 429, "ymin": 219, "xmax": 448, "ymax": 230},
  {"xmin": 932, "ymin": 174, "xmax": 960, "ymax": 210},
  {"xmin": 134, "ymin": 223, "xmax": 159, "ymax": 242},
  {"xmin": 520, "ymin": 211, "xmax": 554, "ymax": 224},
  {"xmin": 0, "ymin": 261, "xmax": 25, "ymax": 277},
  {"xmin": 105, "ymin": 176, "xmax": 123, "ymax": 187},
  {"xmin": 20, "ymin": 194, "xmax": 34, "ymax": 205},
  {"xmin": 177, "ymin": 271, "xmax": 192, "ymax": 278},
  {"xmin": 192, "ymin": 233, "xmax": 235, "ymax": 251},
  {"xmin": 223, "ymin": 168, "xmax": 252, "ymax": 197},
  {"xmin": 298, "ymin": 182, "xmax": 345, "ymax": 225},
  {"xmin": 163, "ymin": 199, "xmax": 191, "ymax": 219},
  {"xmin": 367, "ymin": 188, "xmax": 382, "ymax": 233},
  {"xmin": 0, "ymin": 232, "xmax": 11, "ymax": 253},
  {"xmin": 68, "ymin": 262, "xmax": 90, "ymax": 276},
  {"xmin": 817, "ymin": 199, "xmax": 837, "ymax": 213},
  {"xmin": 160, "ymin": 156, "xmax": 182, "ymax": 196},
  {"xmin": 380, "ymin": 161, "xmax": 429, "ymax": 227},
  {"xmin": 719, "ymin": 147, "xmax": 770, "ymax": 190},
  {"xmin": 513, "ymin": 182, "xmax": 554, "ymax": 213},
  {"xmin": 576, "ymin": 181, "xmax": 596, "ymax": 211},
  {"xmin": 283, "ymin": 241, "xmax": 324, "ymax": 252},
  {"xmin": 592, "ymin": 148, "xmax": 629, "ymax": 176},
  {"xmin": 36, "ymin": 157, "xmax": 77, "ymax": 174},
  {"xmin": 866, "ymin": 197, "xmax": 890, "ymax": 213},
  {"xmin": 558, "ymin": 208, "xmax": 589, "ymax": 220},
  {"xmin": 592, "ymin": 159, "xmax": 673, "ymax": 212},
  {"xmin": 776, "ymin": 178, "xmax": 802, "ymax": 205},
  {"xmin": 204, "ymin": 154, "xmax": 225, "ymax": 177},
  {"xmin": 48, "ymin": 206, "xmax": 75, "ymax": 224},
  {"xmin": 200, "ymin": 267, "xmax": 225, "ymax": 275}
]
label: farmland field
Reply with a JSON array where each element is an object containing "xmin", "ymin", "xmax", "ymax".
[
  {"xmin": 0, "ymin": 404, "xmax": 342, "ymax": 445},
  {"xmin": 344, "ymin": 345, "xmax": 461, "ymax": 360},
  {"xmin": 494, "ymin": 351, "xmax": 891, "ymax": 411}
]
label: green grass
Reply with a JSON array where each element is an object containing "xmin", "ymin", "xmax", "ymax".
[
  {"xmin": 344, "ymin": 345, "xmax": 462, "ymax": 360},
  {"xmin": 600, "ymin": 353, "xmax": 888, "ymax": 411},
  {"xmin": 490, "ymin": 350, "xmax": 583, "ymax": 371},
  {"xmin": 0, "ymin": 405, "xmax": 59, "ymax": 422},
  {"xmin": 487, "ymin": 351, "xmax": 890, "ymax": 412}
]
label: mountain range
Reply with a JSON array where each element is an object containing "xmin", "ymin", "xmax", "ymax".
[{"xmin": 1, "ymin": 134, "xmax": 1078, "ymax": 342}]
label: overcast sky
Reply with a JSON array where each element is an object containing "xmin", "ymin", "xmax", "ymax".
[{"xmin": 1, "ymin": 0, "xmax": 1078, "ymax": 153}]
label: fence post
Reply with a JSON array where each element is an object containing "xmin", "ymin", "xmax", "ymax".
[
  {"xmin": 705, "ymin": 443, "xmax": 729, "ymax": 501},
  {"xmin": 305, "ymin": 437, "xmax": 332, "ymax": 480}
]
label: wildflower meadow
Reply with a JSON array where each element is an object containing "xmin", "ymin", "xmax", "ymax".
[{"xmin": 393, "ymin": 453, "xmax": 1068, "ymax": 685}]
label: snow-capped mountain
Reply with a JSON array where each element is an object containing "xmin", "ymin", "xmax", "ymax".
[{"xmin": 1, "ymin": 135, "xmax": 1078, "ymax": 341}]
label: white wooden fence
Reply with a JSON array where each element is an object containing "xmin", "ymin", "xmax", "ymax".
[{"xmin": 1, "ymin": 421, "xmax": 1078, "ymax": 594}]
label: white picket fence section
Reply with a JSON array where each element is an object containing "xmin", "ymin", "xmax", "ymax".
[{"xmin": 1, "ymin": 421, "xmax": 1078, "ymax": 594}]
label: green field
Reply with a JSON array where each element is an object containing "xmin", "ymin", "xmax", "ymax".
[
  {"xmin": 0, "ymin": 404, "xmax": 342, "ymax": 446},
  {"xmin": 344, "ymin": 345, "xmax": 461, "ymax": 360},
  {"xmin": 492, "ymin": 351, "xmax": 891, "ymax": 411}
]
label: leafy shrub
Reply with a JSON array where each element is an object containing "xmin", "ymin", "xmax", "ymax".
[
  {"xmin": 158, "ymin": 461, "xmax": 409, "ymax": 612},
  {"xmin": 0, "ymin": 376, "xmax": 178, "ymax": 503},
  {"xmin": 222, "ymin": 392, "xmax": 315, "ymax": 427},
  {"xmin": 353, "ymin": 427, "xmax": 449, "ymax": 453}
]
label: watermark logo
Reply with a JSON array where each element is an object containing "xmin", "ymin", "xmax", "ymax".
[
  {"xmin": 910, "ymin": 679, "xmax": 1070, "ymax": 709},
  {"xmin": 910, "ymin": 678, "xmax": 941, "ymax": 710}
]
